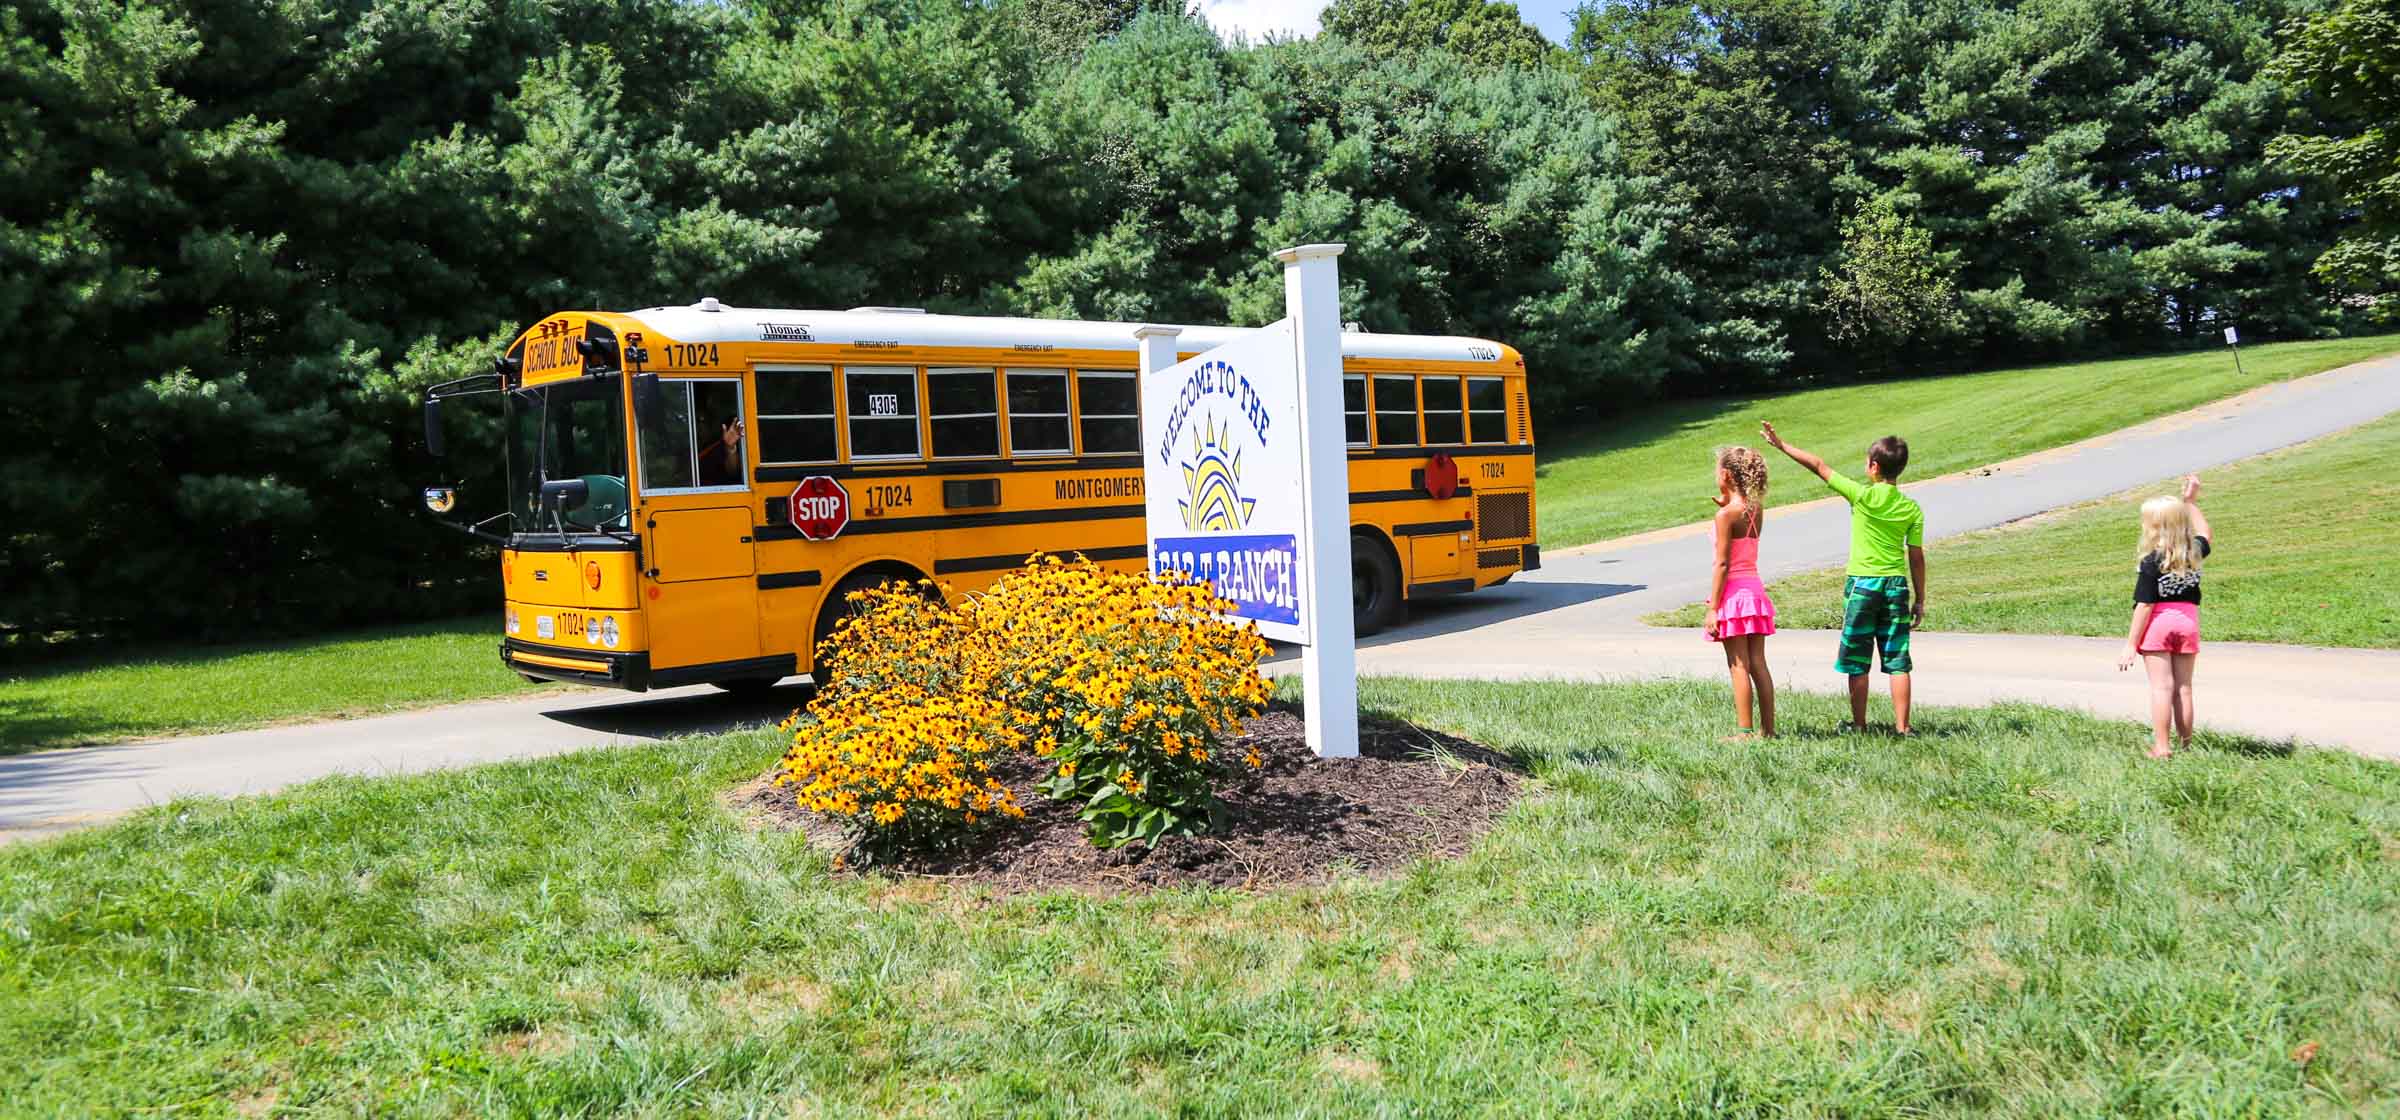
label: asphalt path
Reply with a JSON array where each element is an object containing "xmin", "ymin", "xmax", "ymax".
[{"xmin": 6, "ymin": 353, "xmax": 2397, "ymax": 841}]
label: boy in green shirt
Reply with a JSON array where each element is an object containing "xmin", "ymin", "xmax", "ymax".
[{"xmin": 1762, "ymin": 422, "xmax": 1927, "ymax": 734}]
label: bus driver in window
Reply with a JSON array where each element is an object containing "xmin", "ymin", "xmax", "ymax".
[{"xmin": 699, "ymin": 414, "xmax": 744, "ymax": 487}]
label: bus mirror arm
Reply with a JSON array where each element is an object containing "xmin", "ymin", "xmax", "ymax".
[
  {"xmin": 421, "ymin": 373, "xmax": 501, "ymax": 461},
  {"xmin": 422, "ymin": 506, "xmax": 509, "ymax": 546}
]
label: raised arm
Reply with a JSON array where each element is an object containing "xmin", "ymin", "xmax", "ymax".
[
  {"xmin": 1760, "ymin": 421, "xmax": 1833, "ymax": 482},
  {"xmin": 2182, "ymin": 475, "xmax": 2212, "ymax": 542}
]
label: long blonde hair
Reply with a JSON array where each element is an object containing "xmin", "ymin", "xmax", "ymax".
[
  {"xmin": 1717, "ymin": 446, "xmax": 1769, "ymax": 533},
  {"xmin": 2137, "ymin": 495, "xmax": 2201, "ymax": 575}
]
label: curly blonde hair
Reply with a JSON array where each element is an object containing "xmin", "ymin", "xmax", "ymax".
[{"xmin": 1717, "ymin": 445, "xmax": 1769, "ymax": 533}]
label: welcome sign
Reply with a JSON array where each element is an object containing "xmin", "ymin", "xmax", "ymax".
[{"xmin": 1140, "ymin": 322, "xmax": 1311, "ymax": 643}]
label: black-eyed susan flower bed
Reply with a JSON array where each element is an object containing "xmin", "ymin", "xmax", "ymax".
[
  {"xmin": 743, "ymin": 703, "xmax": 1524, "ymax": 892},
  {"xmin": 757, "ymin": 556, "xmax": 1525, "ymax": 885}
]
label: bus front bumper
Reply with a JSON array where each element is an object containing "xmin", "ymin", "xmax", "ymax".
[{"xmin": 503, "ymin": 637, "xmax": 651, "ymax": 691}]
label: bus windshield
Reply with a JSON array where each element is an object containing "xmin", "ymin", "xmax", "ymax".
[{"xmin": 505, "ymin": 376, "xmax": 630, "ymax": 534}]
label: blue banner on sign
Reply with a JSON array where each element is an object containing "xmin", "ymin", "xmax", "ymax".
[{"xmin": 1151, "ymin": 533, "xmax": 1302, "ymax": 626}]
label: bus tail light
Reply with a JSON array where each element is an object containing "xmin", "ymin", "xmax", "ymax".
[{"xmin": 585, "ymin": 561, "xmax": 602, "ymax": 590}]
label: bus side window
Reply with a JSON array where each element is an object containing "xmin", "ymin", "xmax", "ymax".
[
  {"xmin": 1076, "ymin": 370, "xmax": 1139, "ymax": 454},
  {"xmin": 1372, "ymin": 375, "xmax": 1419, "ymax": 446},
  {"xmin": 757, "ymin": 366, "xmax": 837, "ymax": 463},
  {"xmin": 638, "ymin": 381, "xmax": 697, "ymax": 490},
  {"xmin": 692, "ymin": 381, "xmax": 746, "ymax": 487},
  {"xmin": 1006, "ymin": 368, "xmax": 1071, "ymax": 456},
  {"xmin": 928, "ymin": 367, "xmax": 999, "ymax": 458},
  {"xmin": 844, "ymin": 366, "xmax": 920, "ymax": 460},
  {"xmin": 1421, "ymin": 375, "xmax": 1465, "ymax": 445},
  {"xmin": 1467, "ymin": 376, "xmax": 1508, "ymax": 443},
  {"xmin": 1343, "ymin": 374, "xmax": 1368, "ymax": 447}
]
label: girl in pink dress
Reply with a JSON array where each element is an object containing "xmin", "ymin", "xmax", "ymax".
[{"xmin": 1707, "ymin": 446, "xmax": 1777, "ymax": 739}]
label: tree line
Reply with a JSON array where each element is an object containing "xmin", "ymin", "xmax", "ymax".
[{"xmin": 2, "ymin": 0, "xmax": 2392, "ymax": 638}]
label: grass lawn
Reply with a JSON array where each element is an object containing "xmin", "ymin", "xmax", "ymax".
[
  {"xmin": 5, "ymin": 678, "xmax": 2396, "ymax": 1115},
  {"xmin": 0, "ymin": 618, "xmax": 545, "ymax": 755},
  {"xmin": 1646, "ymin": 412, "xmax": 2400, "ymax": 648},
  {"xmin": 1535, "ymin": 334, "xmax": 2400, "ymax": 550}
]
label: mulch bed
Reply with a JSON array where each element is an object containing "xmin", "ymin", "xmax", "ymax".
[{"xmin": 734, "ymin": 705, "xmax": 1527, "ymax": 894}]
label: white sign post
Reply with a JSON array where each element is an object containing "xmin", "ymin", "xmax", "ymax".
[
  {"xmin": 2224, "ymin": 324, "xmax": 2245, "ymax": 377},
  {"xmin": 1138, "ymin": 244, "xmax": 1359, "ymax": 758}
]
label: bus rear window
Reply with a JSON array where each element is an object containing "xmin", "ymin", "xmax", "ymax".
[
  {"xmin": 1468, "ymin": 376, "xmax": 1508, "ymax": 443},
  {"xmin": 845, "ymin": 366, "xmax": 919, "ymax": 459},
  {"xmin": 1076, "ymin": 371, "xmax": 1138, "ymax": 454}
]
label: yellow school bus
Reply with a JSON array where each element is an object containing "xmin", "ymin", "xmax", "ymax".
[{"xmin": 421, "ymin": 300, "xmax": 1538, "ymax": 692}]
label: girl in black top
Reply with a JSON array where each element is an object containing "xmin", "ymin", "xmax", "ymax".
[{"xmin": 2115, "ymin": 475, "xmax": 2213, "ymax": 759}]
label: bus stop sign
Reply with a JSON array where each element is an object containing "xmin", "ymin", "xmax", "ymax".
[{"xmin": 787, "ymin": 476, "xmax": 850, "ymax": 540}]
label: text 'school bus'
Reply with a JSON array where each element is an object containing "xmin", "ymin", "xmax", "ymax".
[{"xmin": 420, "ymin": 300, "xmax": 1538, "ymax": 693}]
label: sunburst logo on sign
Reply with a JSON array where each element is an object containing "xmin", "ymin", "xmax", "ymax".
[{"xmin": 1178, "ymin": 415, "xmax": 1257, "ymax": 531}]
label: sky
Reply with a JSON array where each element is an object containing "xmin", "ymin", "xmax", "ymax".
[{"xmin": 1191, "ymin": 1, "xmax": 1580, "ymax": 46}]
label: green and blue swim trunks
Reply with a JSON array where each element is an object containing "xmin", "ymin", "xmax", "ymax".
[{"xmin": 1836, "ymin": 575, "xmax": 1914, "ymax": 675}]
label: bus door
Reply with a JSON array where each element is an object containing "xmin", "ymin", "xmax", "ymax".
[{"xmin": 635, "ymin": 376, "xmax": 762, "ymax": 670}]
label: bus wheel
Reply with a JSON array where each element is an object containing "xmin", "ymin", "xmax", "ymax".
[
  {"xmin": 710, "ymin": 676, "xmax": 784, "ymax": 696},
  {"xmin": 811, "ymin": 569, "xmax": 932, "ymax": 685},
  {"xmin": 1352, "ymin": 533, "xmax": 1403, "ymax": 637}
]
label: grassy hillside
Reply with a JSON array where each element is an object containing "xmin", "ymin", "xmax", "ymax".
[
  {"xmin": 1646, "ymin": 411, "xmax": 2400, "ymax": 648},
  {"xmin": 4, "ymin": 678, "xmax": 2394, "ymax": 1114},
  {"xmin": 1535, "ymin": 335, "xmax": 2400, "ymax": 550},
  {"xmin": 0, "ymin": 619, "xmax": 545, "ymax": 754}
]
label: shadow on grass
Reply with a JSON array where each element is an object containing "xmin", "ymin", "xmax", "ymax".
[
  {"xmin": 2190, "ymin": 732, "xmax": 2300, "ymax": 760},
  {"xmin": 0, "ymin": 697, "xmax": 150, "ymax": 758}
]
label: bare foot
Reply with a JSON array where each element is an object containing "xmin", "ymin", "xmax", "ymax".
[
  {"xmin": 2147, "ymin": 745, "xmax": 2174, "ymax": 760},
  {"xmin": 1719, "ymin": 731, "xmax": 1758, "ymax": 743}
]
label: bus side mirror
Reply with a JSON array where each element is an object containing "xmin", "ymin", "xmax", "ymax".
[
  {"xmin": 632, "ymin": 372, "xmax": 664, "ymax": 429},
  {"xmin": 539, "ymin": 478, "xmax": 591, "ymax": 516},
  {"xmin": 424, "ymin": 399, "xmax": 445, "ymax": 458}
]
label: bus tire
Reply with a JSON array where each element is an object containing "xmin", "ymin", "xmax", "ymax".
[
  {"xmin": 811, "ymin": 567, "xmax": 932, "ymax": 685},
  {"xmin": 1351, "ymin": 532, "xmax": 1403, "ymax": 637},
  {"xmin": 710, "ymin": 676, "xmax": 784, "ymax": 696}
]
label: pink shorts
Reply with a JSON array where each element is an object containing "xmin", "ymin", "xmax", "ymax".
[{"xmin": 2138, "ymin": 601, "xmax": 2200, "ymax": 654}]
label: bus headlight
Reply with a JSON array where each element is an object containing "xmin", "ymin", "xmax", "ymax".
[
  {"xmin": 423, "ymin": 487, "xmax": 456, "ymax": 514},
  {"xmin": 601, "ymin": 616, "xmax": 620, "ymax": 648},
  {"xmin": 505, "ymin": 607, "xmax": 520, "ymax": 635}
]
